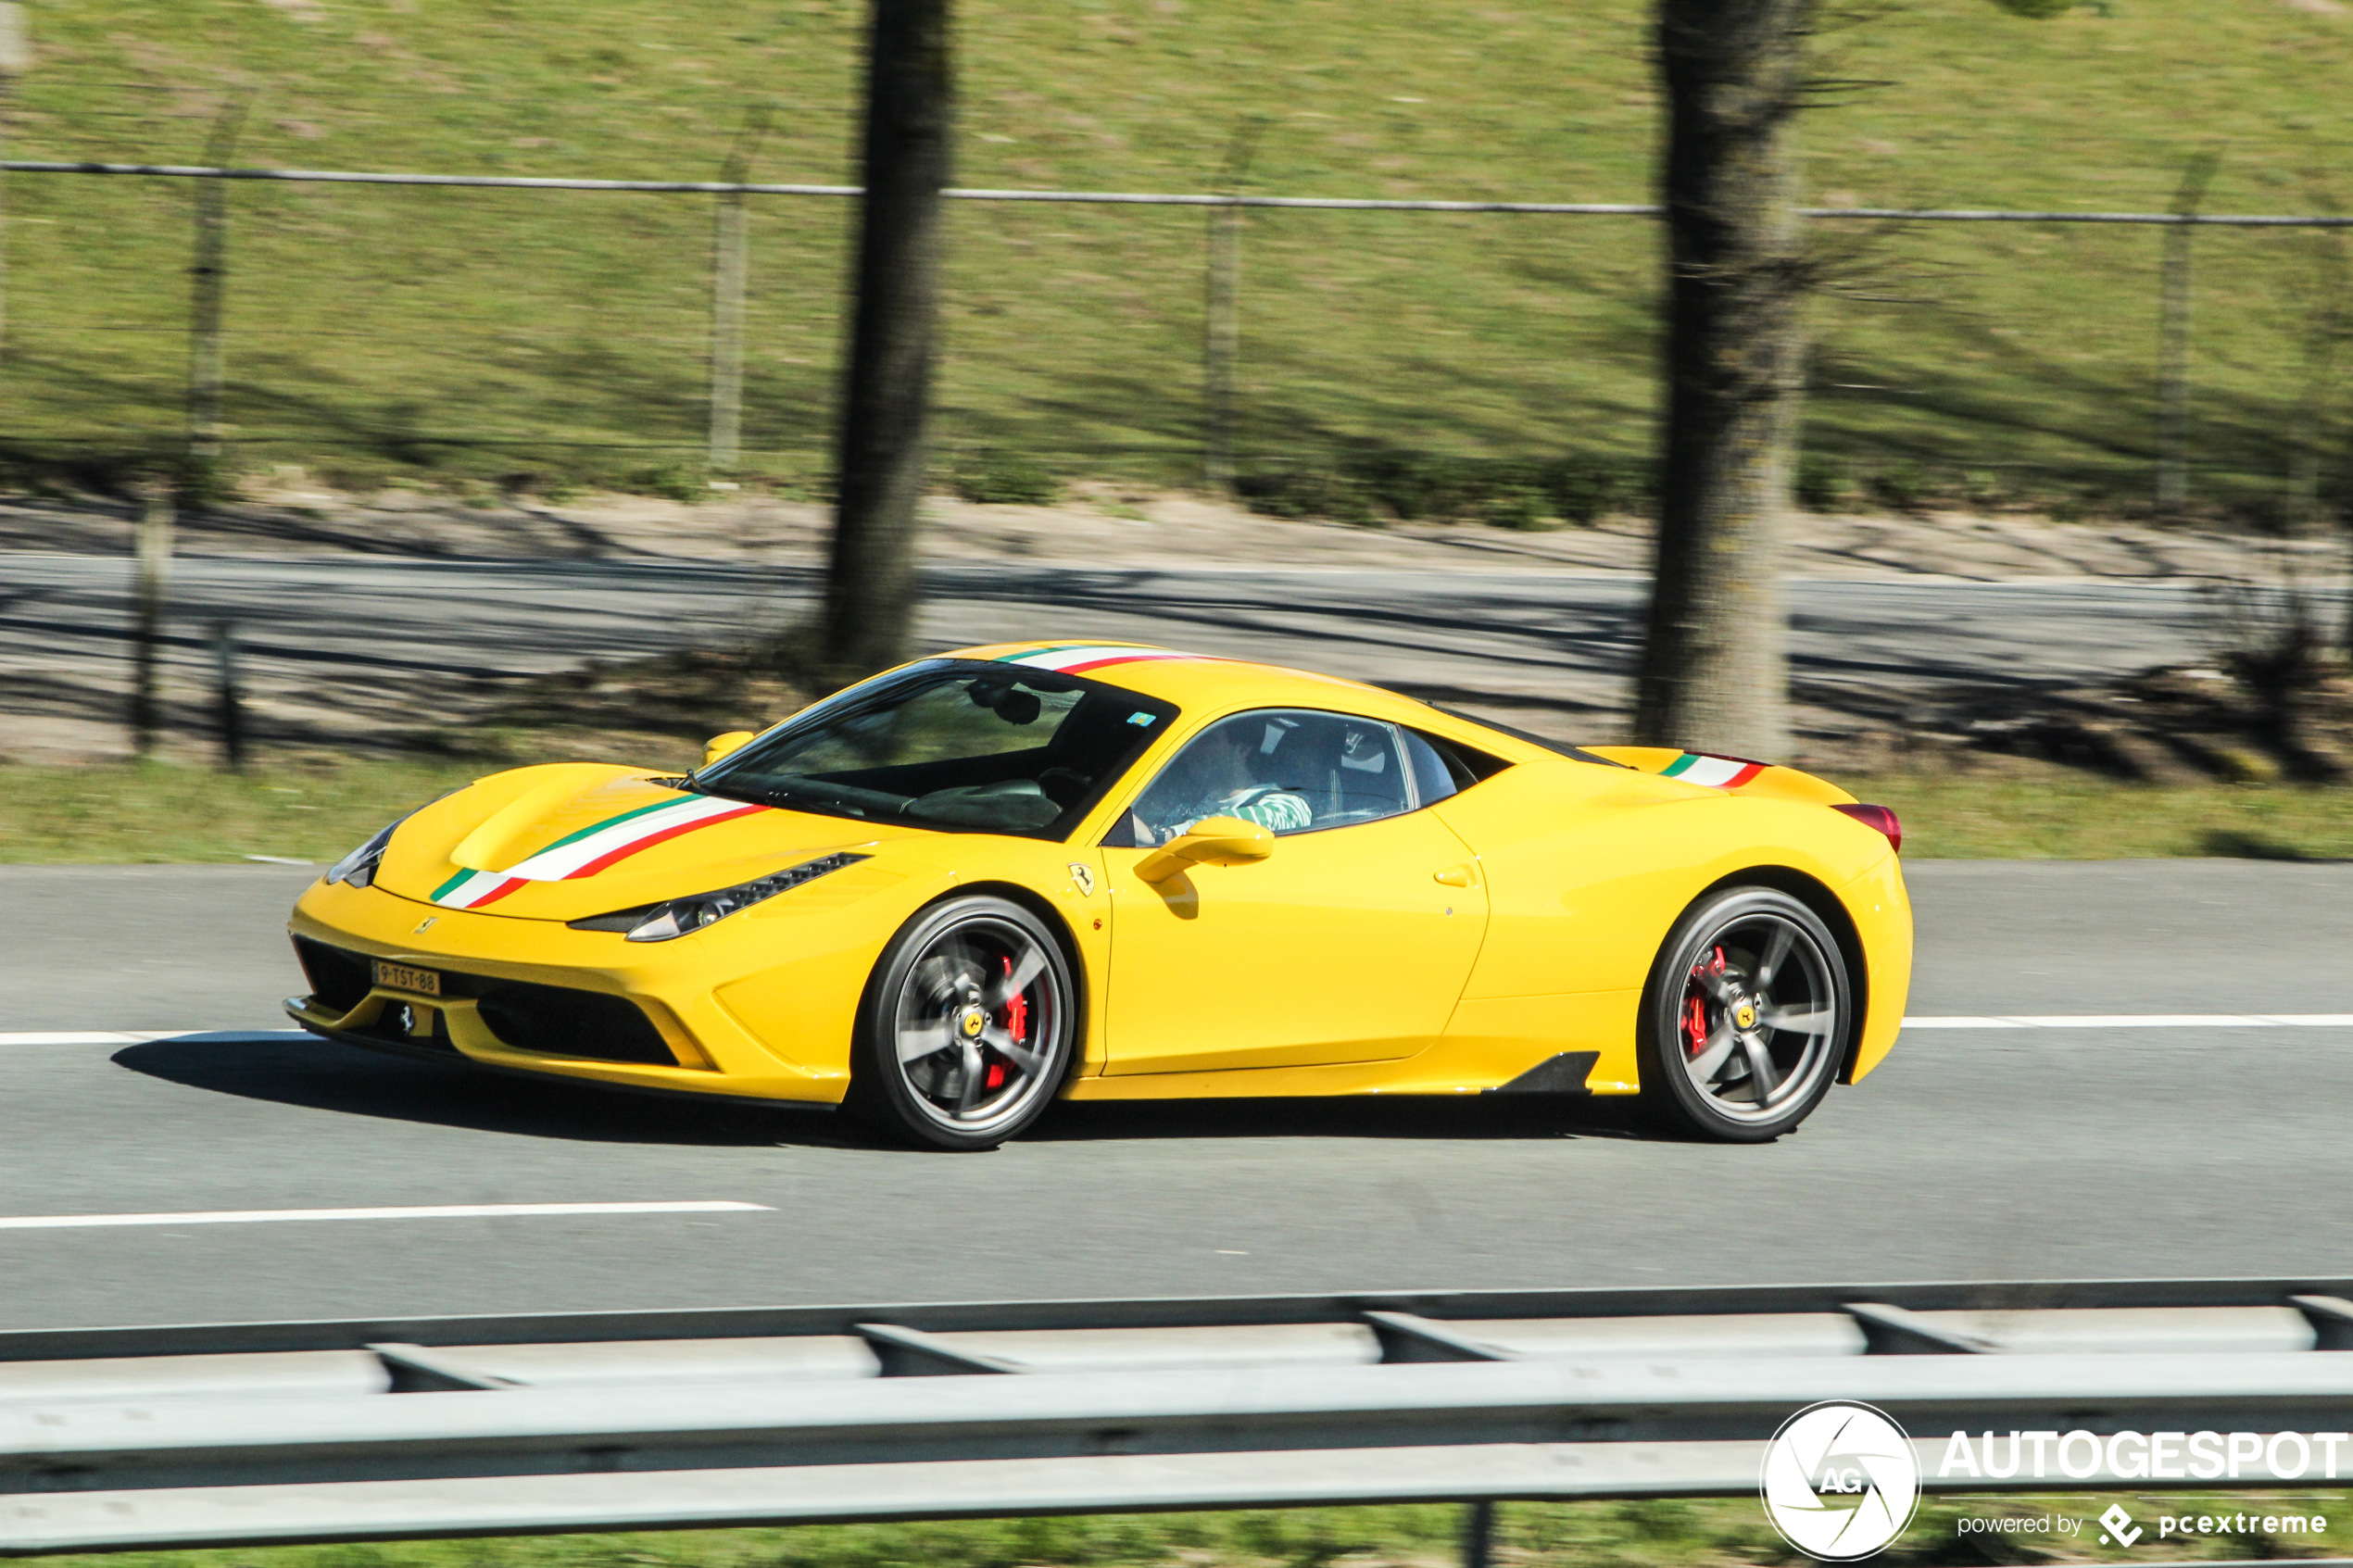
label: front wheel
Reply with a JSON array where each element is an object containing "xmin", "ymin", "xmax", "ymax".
[
  {"xmin": 846, "ymin": 896, "xmax": 1076, "ymax": 1151},
  {"xmin": 1636, "ymin": 885, "xmax": 1851, "ymax": 1142}
]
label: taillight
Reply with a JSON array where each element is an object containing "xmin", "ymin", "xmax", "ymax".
[{"xmin": 1831, "ymin": 802, "xmax": 1901, "ymax": 854}]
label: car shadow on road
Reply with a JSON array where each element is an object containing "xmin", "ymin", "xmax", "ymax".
[
  {"xmin": 110, "ymin": 1035, "xmax": 1667, "ymax": 1149},
  {"xmin": 109, "ymin": 1035, "xmax": 864, "ymax": 1149},
  {"xmin": 1024, "ymin": 1094, "xmax": 1652, "ymax": 1143}
]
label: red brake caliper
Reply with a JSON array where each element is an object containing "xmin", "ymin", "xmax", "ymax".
[
  {"xmin": 984, "ymin": 955, "xmax": 1029, "ymax": 1091},
  {"xmin": 1682, "ymin": 946, "xmax": 1725, "ymax": 1058}
]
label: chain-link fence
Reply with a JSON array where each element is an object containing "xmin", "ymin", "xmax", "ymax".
[{"xmin": 3, "ymin": 142, "xmax": 2349, "ymax": 523}]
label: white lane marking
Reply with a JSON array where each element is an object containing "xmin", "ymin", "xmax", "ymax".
[
  {"xmin": 1905, "ymin": 1014, "xmax": 2353, "ymax": 1030},
  {"xmin": 0, "ymin": 1201, "xmax": 773, "ymax": 1232},
  {"xmin": 0, "ymin": 1031, "xmax": 191, "ymax": 1046},
  {"xmin": 0, "ymin": 1030, "xmax": 310, "ymax": 1046}
]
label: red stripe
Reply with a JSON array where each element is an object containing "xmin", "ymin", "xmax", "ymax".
[
  {"xmin": 1722, "ymin": 762, "xmax": 1768, "ymax": 788},
  {"xmin": 468, "ymin": 877, "xmax": 530, "ymax": 908},
  {"xmin": 1056, "ymin": 653, "xmax": 1188, "ymax": 674},
  {"xmin": 562, "ymin": 804, "xmax": 764, "ymax": 878}
]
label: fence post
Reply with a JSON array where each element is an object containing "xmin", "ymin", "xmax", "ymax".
[
  {"xmin": 210, "ymin": 620, "xmax": 245, "ymax": 771},
  {"xmin": 2154, "ymin": 151, "xmax": 2218, "ymax": 523},
  {"xmin": 0, "ymin": 6, "xmax": 31, "ymax": 364},
  {"xmin": 131, "ymin": 483, "xmax": 175, "ymax": 758},
  {"xmin": 2288, "ymin": 216, "xmax": 2347, "ymax": 540},
  {"xmin": 709, "ymin": 107, "xmax": 772, "ymax": 481},
  {"xmin": 1201, "ymin": 119, "xmax": 1265, "ymax": 492},
  {"xmin": 186, "ymin": 95, "xmax": 250, "ymax": 484}
]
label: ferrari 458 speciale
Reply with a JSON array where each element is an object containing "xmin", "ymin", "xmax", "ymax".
[{"xmin": 287, "ymin": 642, "xmax": 1911, "ymax": 1148}]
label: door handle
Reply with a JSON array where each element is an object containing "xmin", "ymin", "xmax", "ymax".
[{"xmin": 1433, "ymin": 865, "xmax": 1474, "ymax": 888}]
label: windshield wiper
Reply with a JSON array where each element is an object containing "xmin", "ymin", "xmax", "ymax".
[{"xmin": 674, "ymin": 775, "xmax": 774, "ymax": 807}]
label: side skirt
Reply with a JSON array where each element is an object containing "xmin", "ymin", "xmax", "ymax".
[{"xmin": 1485, "ymin": 1050, "xmax": 1601, "ymax": 1096}]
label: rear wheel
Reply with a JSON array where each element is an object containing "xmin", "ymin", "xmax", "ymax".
[
  {"xmin": 846, "ymin": 896, "xmax": 1076, "ymax": 1151},
  {"xmin": 1637, "ymin": 885, "xmax": 1850, "ymax": 1142}
]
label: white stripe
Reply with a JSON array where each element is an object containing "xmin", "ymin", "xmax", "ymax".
[
  {"xmin": 0, "ymin": 1200, "xmax": 774, "ymax": 1231},
  {"xmin": 1668, "ymin": 755, "xmax": 1750, "ymax": 787},
  {"xmin": 1904, "ymin": 1013, "xmax": 2353, "ymax": 1030},
  {"xmin": 1008, "ymin": 645, "xmax": 1187, "ymax": 671},
  {"xmin": 433, "ymin": 870, "xmax": 513, "ymax": 909},
  {"xmin": 498, "ymin": 793, "xmax": 750, "ymax": 882}
]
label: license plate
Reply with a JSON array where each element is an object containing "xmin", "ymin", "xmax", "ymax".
[{"xmin": 372, "ymin": 960, "xmax": 441, "ymax": 997}]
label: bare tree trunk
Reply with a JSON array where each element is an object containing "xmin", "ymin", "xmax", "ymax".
[
  {"xmin": 1632, "ymin": 0, "xmax": 1810, "ymax": 759},
  {"xmin": 823, "ymin": 0, "xmax": 953, "ymax": 682}
]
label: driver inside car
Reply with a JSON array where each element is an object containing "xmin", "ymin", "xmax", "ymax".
[{"xmin": 1134, "ymin": 719, "xmax": 1313, "ymax": 845}]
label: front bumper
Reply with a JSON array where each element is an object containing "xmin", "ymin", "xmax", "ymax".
[{"xmin": 286, "ymin": 875, "xmax": 884, "ymax": 1103}]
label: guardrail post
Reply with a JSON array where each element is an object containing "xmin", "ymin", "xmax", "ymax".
[
  {"xmin": 1461, "ymin": 1500, "xmax": 1495, "ymax": 1568},
  {"xmin": 131, "ymin": 482, "xmax": 173, "ymax": 758},
  {"xmin": 708, "ymin": 107, "xmax": 772, "ymax": 481},
  {"xmin": 1201, "ymin": 119, "xmax": 1265, "ymax": 492},
  {"xmin": 2155, "ymin": 151, "xmax": 2218, "ymax": 523}
]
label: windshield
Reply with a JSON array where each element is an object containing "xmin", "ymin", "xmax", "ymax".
[{"xmin": 693, "ymin": 659, "xmax": 1180, "ymax": 838}]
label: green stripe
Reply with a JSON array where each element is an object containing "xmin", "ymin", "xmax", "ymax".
[
  {"xmin": 430, "ymin": 797, "xmax": 688, "ymax": 901},
  {"xmin": 994, "ymin": 643, "xmax": 1096, "ymax": 663},
  {"xmin": 522, "ymin": 796, "xmax": 686, "ymax": 859},
  {"xmin": 1659, "ymin": 753, "xmax": 1699, "ymax": 778}
]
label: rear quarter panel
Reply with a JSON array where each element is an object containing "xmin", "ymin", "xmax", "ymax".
[{"xmin": 1430, "ymin": 759, "xmax": 1910, "ymax": 1091}]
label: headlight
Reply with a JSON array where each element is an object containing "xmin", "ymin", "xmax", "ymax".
[
  {"xmin": 324, "ymin": 818, "xmax": 403, "ymax": 888},
  {"xmin": 567, "ymin": 852, "xmax": 868, "ymax": 942},
  {"xmin": 323, "ymin": 791, "xmax": 461, "ymax": 889}
]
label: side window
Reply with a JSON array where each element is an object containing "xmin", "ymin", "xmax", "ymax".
[
  {"xmin": 1121, "ymin": 709, "xmax": 1414, "ymax": 847},
  {"xmin": 1402, "ymin": 727, "xmax": 1510, "ymax": 804},
  {"xmin": 1403, "ymin": 729, "xmax": 1464, "ymax": 806}
]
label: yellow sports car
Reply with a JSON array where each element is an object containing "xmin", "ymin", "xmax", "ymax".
[{"xmin": 287, "ymin": 641, "xmax": 1912, "ymax": 1150}]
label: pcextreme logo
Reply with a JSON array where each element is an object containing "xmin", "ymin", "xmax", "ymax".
[{"xmin": 1759, "ymin": 1401, "xmax": 1923, "ymax": 1561}]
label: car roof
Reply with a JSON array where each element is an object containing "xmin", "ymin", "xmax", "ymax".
[{"xmin": 941, "ymin": 639, "xmax": 1563, "ymax": 762}]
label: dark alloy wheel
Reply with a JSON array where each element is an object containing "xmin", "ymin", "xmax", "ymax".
[
  {"xmin": 1636, "ymin": 885, "xmax": 1852, "ymax": 1142},
  {"xmin": 847, "ymin": 896, "xmax": 1076, "ymax": 1150}
]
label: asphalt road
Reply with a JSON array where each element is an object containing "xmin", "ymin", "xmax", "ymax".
[
  {"xmin": 5, "ymin": 859, "xmax": 2351, "ymax": 1331},
  {"xmin": 2, "ymin": 553, "xmax": 2223, "ymax": 749}
]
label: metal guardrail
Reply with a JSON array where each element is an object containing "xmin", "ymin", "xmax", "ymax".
[{"xmin": 6, "ymin": 1278, "xmax": 2353, "ymax": 1557}]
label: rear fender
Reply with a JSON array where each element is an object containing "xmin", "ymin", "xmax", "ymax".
[{"xmin": 1583, "ymin": 746, "xmax": 1858, "ymax": 806}]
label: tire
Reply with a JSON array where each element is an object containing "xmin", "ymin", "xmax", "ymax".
[
  {"xmin": 1636, "ymin": 885, "xmax": 1852, "ymax": 1142},
  {"xmin": 845, "ymin": 895, "xmax": 1077, "ymax": 1151}
]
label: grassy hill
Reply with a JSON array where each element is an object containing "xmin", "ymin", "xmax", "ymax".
[{"xmin": 1, "ymin": 0, "xmax": 2348, "ymax": 515}]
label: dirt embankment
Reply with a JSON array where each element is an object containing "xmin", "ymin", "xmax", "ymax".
[{"xmin": 4, "ymin": 480, "xmax": 2334, "ymax": 583}]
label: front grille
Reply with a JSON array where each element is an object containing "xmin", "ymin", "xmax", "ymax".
[
  {"xmin": 347, "ymin": 1000, "xmax": 460, "ymax": 1054},
  {"xmin": 296, "ymin": 940, "xmax": 679, "ymax": 1067},
  {"xmin": 294, "ymin": 937, "xmax": 372, "ymax": 1012},
  {"xmin": 475, "ymin": 982, "xmax": 679, "ymax": 1066}
]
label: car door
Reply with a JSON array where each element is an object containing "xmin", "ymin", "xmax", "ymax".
[{"xmin": 1100, "ymin": 709, "xmax": 1490, "ymax": 1074}]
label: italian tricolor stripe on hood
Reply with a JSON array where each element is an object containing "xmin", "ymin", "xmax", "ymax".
[
  {"xmin": 1660, "ymin": 753, "xmax": 1768, "ymax": 789},
  {"xmin": 428, "ymin": 792, "xmax": 764, "ymax": 910}
]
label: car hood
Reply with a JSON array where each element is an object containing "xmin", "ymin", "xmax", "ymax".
[{"xmin": 372, "ymin": 763, "xmax": 922, "ymax": 921}]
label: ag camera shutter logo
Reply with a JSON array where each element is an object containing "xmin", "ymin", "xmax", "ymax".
[{"xmin": 1760, "ymin": 1401, "xmax": 1922, "ymax": 1561}]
